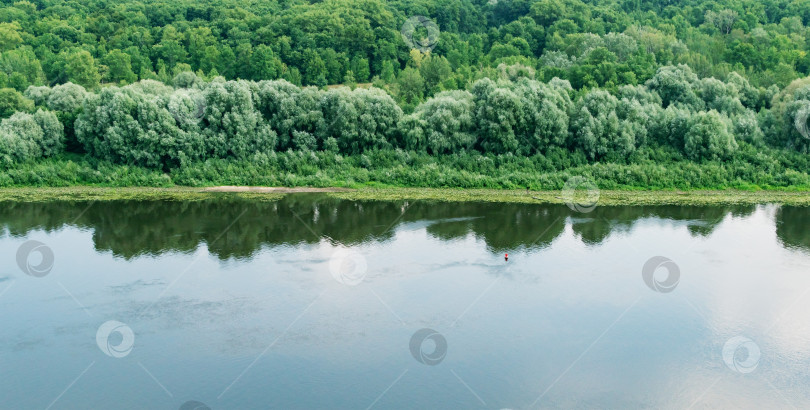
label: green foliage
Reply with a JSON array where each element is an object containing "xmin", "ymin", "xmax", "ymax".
[
  {"xmin": 646, "ymin": 65, "xmax": 703, "ymax": 110},
  {"xmin": 319, "ymin": 86, "xmax": 402, "ymax": 154},
  {"xmin": 397, "ymin": 67, "xmax": 425, "ymax": 107},
  {"xmin": 767, "ymin": 79, "xmax": 810, "ymax": 151},
  {"xmin": 0, "ymin": 71, "xmax": 802, "ymax": 189},
  {"xmin": 103, "ymin": 49, "xmax": 138, "ymax": 85},
  {"xmin": 75, "ymin": 82, "xmax": 202, "ymax": 169},
  {"xmin": 201, "ymin": 80, "xmax": 277, "ymax": 160},
  {"xmin": 514, "ymin": 78, "xmax": 572, "ymax": 152},
  {"xmin": 420, "ymin": 55, "xmax": 452, "ymax": 94},
  {"xmin": 0, "ymin": 109, "xmax": 63, "ymax": 165},
  {"xmin": 402, "ymin": 90, "xmax": 475, "ymax": 154},
  {"xmin": 64, "ymin": 50, "xmax": 101, "ymax": 90},
  {"xmin": 254, "ymin": 80, "xmax": 321, "ymax": 150},
  {"xmin": 570, "ymin": 89, "xmax": 635, "ymax": 161},
  {"xmin": 5, "ymin": 147, "xmax": 810, "ymax": 191},
  {"xmin": 650, "ymin": 104, "xmax": 693, "ymax": 149},
  {"xmin": 472, "ymin": 78, "xmax": 521, "ymax": 154},
  {"xmin": 0, "ymin": 0, "xmax": 807, "ymax": 96},
  {"xmin": 732, "ymin": 110, "xmax": 764, "ymax": 145},
  {"xmin": 44, "ymin": 83, "xmax": 88, "ymax": 113},
  {"xmin": 3, "ymin": 0, "xmax": 810, "ymax": 188},
  {"xmin": 0, "ymin": 87, "xmax": 32, "ymax": 118},
  {"xmin": 684, "ymin": 110, "xmax": 738, "ymax": 161},
  {"xmin": 32, "ymin": 110, "xmax": 65, "ymax": 157}
]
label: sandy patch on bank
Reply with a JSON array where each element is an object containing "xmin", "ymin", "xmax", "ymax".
[{"xmin": 202, "ymin": 186, "xmax": 354, "ymax": 193}]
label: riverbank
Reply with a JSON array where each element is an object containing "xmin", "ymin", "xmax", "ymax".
[
  {"xmin": 3, "ymin": 186, "xmax": 810, "ymax": 206},
  {"xmin": 5, "ymin": 151, "xmax": 810, "ymax": 194}
]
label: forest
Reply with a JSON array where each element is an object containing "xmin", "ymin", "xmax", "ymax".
[{"xmin": 3, "ymin": 0, "xmax": 810, "ymax": 189}]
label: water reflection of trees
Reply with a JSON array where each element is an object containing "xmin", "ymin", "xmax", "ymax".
[
  {"xmin": 0, "ymin": 195, "xmax": 768, "ymax": 259},
  {"xmin": 569, "ymin": 206, "xmax": 755, "ymax": 245},
  {"xmin": 776, "ymin": 206, "xmax": 810, "ymax": 252}
]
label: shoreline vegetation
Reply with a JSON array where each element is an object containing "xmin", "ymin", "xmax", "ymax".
[
  {"xmin": 3, "ymin": 186, "xmax": 810, "ymax": 206},
  {"xmin": 6, "ymin": 0, "xmax": 810, "ymax": 204}
]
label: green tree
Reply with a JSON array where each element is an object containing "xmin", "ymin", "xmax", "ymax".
[
  {"xmin": 397, "ymin": 67, "xmax": 424, "ymax": 106},
  {"xmin": 154, "ymin": 26, "xmax": 188, "ymax": 68},
  {"xmin": 380, "ymin": 60, "xmax": 396, "ymax": 83},
  {"xmin": 569, "ymin": 89, "xmax": 636, "ymax": 160},
  {"xmin": 472, "ymin": 78, "xmax": 521, "ymax": 154},
  {"xmin": 250, "ymin": 45, "xmax": 283, "ymax": 81},
  {"xmin": 103, "ymin": 49, "xmax": 137, "ymax": 84},
  {"xmin": 0, "ymin": 109, "xmax": 63, "ymax": 164},
  {"xmin": 65, "ymin": 50, "xmax": 101, "ymax": 89},
  {"xmin": 201, "ymin": 80, "xmax": 277, "ymax": 159},
  {"xmin": 0, "ymin": 87, "xmax": 33, "ymax": 118},
  {"xmin": 1, "ymin": 48, "xmax": 46, "ymax": 88},
  {"xmin": 514, "ymin": 78, "xmax": 572, "ymax": 152},
  {"xmin": 343, "ymin": 70, "xmax": 357, "ymax": 88},
  {"xmin": 684, "ymin": 110, "xmax": 737, "ymax": 160},
  {"xmin": 419, "ymin": 55, "xmax": 452, "ymax": 95},
  {"xmin": 0, "ymin": 22, "xmax": 23, "ymax": 51},
  {"xmin": 350, "ymin": 56, "xmax": 370, "ymax": 82},
  {"xmin": 402, "ymin": 90, "xmax": 475, "ymax": 154},
  {"xmin": 318, "ymin": 87, "xmax": 402, "ymax": 154},
  {"xmin": 302, "ymin": 49, "xmax": 327, "ymax": 86},
  {"xmin": 645, "ymin": 65, "xmax": 703, "ymax": 110},
  {"xmin": 75, "ymin": 82, "xmax": 202, "ymax": 169}
]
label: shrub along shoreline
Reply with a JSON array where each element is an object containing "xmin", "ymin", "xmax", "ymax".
[
  {"xmin": 3, "ymin": 147, "xmax": 810, "ymax": 199},
  {"xmin": 4, "ymin": 69, "xmax": 810, "ymax": 196},
  {"xmin": 2, "ymin": 69, "xmax": 787, "ymax": 170},
  {"xmin": 7, "ymin": 0, "xmax": 810, "ymax": 201}
]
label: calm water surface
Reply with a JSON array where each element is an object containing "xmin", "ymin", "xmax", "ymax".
[{"xmin": 2, "ymin": 195, "xmax": 810, "ymax": 409}]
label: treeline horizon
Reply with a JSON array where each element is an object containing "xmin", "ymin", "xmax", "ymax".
[{"xmin": 2, "ymin": 0, "xmax": 810, "ymax": 93}]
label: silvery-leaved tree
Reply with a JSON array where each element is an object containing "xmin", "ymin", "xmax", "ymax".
[
  {"xmin": 0, "ymin": 109, "xmax": 63, "ymax": 165},
  {"xmin": 569, "ymin": 89, "xmax": 635, "ymax": 161},
  {"xmin": 684, "ymin": 110, "xmax": 737, "ymax": 161}
]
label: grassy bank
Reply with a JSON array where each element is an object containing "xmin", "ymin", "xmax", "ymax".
[
  {"xmin": 4, "ymin": 150, "xmax": 810, "ymax": 205},
  {"xmin": 0, "ymin": 187, "xmax": 285, "ymax": 202},
  {"xmin": 3, "ymin": 149, "xmax": 810, "ymax": 192},
  {"xmin": 3, "ymin": 186, "xmax": 810, "ymax": 206},
  {"xmin": 331, "ymin": 188, "xmax": 810, "ymax": 206}
]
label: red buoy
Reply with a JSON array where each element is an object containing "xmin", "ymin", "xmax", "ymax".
[{"xmin": 505, "ymin": 253, "xmax": 509, "ymax": 261}]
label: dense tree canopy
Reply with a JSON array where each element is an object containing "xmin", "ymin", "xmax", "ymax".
[
  {"xmin": 3, "ymin": 0, "xmax": 810, "ymax": 187},
  {"xmin": 2, "ymin": 0, "xmax": 810, "ymax": 96},
  {"xmin": 4, "ymin": 67, "xmax": 793, "ymax": 170}
]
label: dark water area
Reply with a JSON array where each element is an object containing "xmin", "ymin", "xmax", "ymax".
[{"xmin": 2, "ymin": 195, "xmax": 810, "ymax": 409}]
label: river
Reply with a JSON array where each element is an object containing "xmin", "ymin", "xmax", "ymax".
[{"xmin": 2, "ymin": 195, "xmax": 809, "ymax": 409}]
